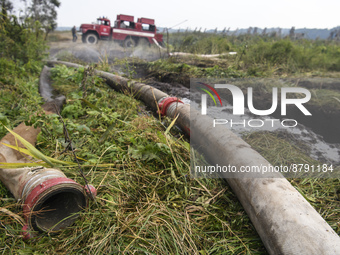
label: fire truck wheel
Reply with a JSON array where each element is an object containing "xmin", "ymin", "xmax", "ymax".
[
  {"xmin": 124, "ymin": 37, "xmax": 136, "ymax": 48},
  {"xmin": 85, "ymin": 33, "xmax": 98, "ymax": 44},
  {"xmin": 138, "ymin": 38, "xmax": 149, "ymax": 47}
]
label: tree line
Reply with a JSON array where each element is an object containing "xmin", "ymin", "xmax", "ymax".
[{"xmin": 1, "ymin": 0, "xmax": 60, "ymax": 39}]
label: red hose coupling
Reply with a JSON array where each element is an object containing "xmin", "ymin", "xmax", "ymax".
[
  {"xmin": 21, "ymin": 177, "xmax": 96, "ymax": 239},
  {"xmin": 85, "ymin": 184, "xmax": 97, "ymax": 198},
  {"xmin": 158, "ymin": 97, "xmax": 183, "ymax": 116},
  {"xmin": 22, "ymin": 225, "xmax": 33, "ymax": 240}
]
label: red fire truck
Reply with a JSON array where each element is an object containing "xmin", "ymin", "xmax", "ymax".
[{"xmin": 79, "ymin": 14, "xmax": 164, "ymax": 47}]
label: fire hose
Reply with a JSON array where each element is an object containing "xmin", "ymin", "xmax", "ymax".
[
  {"xmin": 0, "ymin": 66, "xmax": 96, "ymax": 239},
  {"xmin": 45, "ymin": 60, "xmax": 340, "ymax": 254}
]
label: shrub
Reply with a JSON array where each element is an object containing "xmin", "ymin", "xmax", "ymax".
[{"xmin": 0, "ymin": 12, "xmax": 47, "ymax": 76}]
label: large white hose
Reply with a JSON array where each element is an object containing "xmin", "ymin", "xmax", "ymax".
[{"xmin": 46, "ymin": 60, "xmax": 340, "ymax": 254}]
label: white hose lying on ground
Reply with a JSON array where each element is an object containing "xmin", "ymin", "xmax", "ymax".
[{"xmin": 45, "ymin": 60, "xmax": 340, "ymax": 254}]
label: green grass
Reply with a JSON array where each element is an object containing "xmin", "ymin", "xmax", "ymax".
[
  {"xmin": 151, "ymin": 32, "xmax": 340, "ymax": 81},
  {"xmin": 0, "ymin": 65, "xmax": 267, "ymax": 254},
  {"xmin": 1, "ymin": 62, "xmax": 339, "ymax": 254},
  {"xmin": 167, "ymin": 32, "xmax": 340, "ymax": 73},
  {"xmin": 1, "ymin": 30, "xmax": 340, "ymax": 254}
]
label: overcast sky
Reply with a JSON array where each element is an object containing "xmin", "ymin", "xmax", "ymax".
[{"xmin": 13, "ymin": 0, "xmax": 340, "ymax": 30}]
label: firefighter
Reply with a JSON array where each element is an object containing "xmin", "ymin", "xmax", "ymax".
[{"xmin": 72, "ymin": 26, "xmax": 77, "ymax": 42}]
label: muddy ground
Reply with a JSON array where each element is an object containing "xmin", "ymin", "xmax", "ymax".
[{"xmin": 48, "ymin": 41, "xmax": 340, "ymax": 165}]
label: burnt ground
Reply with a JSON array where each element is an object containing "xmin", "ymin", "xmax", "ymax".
[
  {"xmin": 48, "ymin": 42, "xmax": 340, "ymax": 163},
  {"xmin": 138, "ymin": 64, "xmax": 340, "ymax": 145},
  {"xmin": 138, "ymin": 63, "xmax": 340, "ymax": 165}
]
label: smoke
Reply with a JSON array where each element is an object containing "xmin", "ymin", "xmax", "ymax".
[
  {"xmin": 49, "ymin": 41, "xmax": 168, "ymax": 63},
  {"xmin": 129, "ymin": 44, "xmax": 168, "ymax": 61}
]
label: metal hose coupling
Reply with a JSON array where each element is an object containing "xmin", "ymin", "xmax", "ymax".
[
  {"xmin": 0, "ymin": 167, "xmax": 96, "ymax": 240},
  {"xmin": 158, "ymin": 97, "xmax": 184, "ymax": 117}
]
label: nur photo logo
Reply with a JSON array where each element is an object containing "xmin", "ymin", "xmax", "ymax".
[
  {"xmin": 197, "ymin": 82, "xmax": 223, "ymax": 114},
  {"xmin": 194, "ymin": 81, "xmax": 312, "ymax": 129}
]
